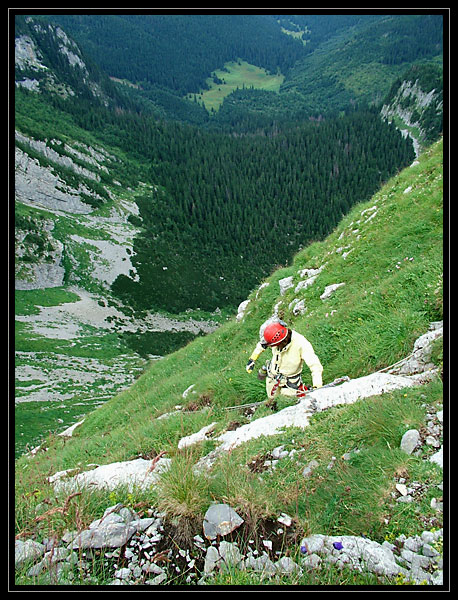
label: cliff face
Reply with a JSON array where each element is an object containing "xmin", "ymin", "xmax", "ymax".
[
  {"xmin": 14, "ymin": 21, "xmax": 126, "ymax": 288},
  {"xmin": 15, "ymin": 218, "xmax": 65, "ymax": 290},
  {"xmin": 381, "ymin": 65, "xmax": 443, "ymax": 150},
  {"xmin": 15, "ymin": 17, "xmax": 110, "ymax": 102},
  {"xmin": 14, "ymin": 127, "xmax": 136, "ymax": 291}
]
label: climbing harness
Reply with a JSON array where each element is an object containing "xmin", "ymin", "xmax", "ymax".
[
  {"xmin": 265, "ymin": 353, "xmax": 310, "ymax": 399},
  {"xmin": 268, "ymin": 372, "xmax": 309, "ymax": 398}
]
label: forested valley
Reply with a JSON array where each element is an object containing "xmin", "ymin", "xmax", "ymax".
[
  {"xmin": 83, "ymin": 100, "xmax": 415, "ymax": 313},
  {"xmin": 15, "ymin": 13, "xmax": 436, "ymax": 315},
  {"xmin": 16, "ymin": 91, "xmax": 415, "ymax": 313}
]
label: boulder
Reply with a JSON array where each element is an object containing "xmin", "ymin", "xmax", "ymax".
[
  {"xmin": 429, "ymin": 446, "xmax": 443, "ymax": 468},
  {"xmin": 69, "ymin": 521, "xmax": 138, "ymax": 550},
  {"xmin": 15, "ymin": 539, "xmax": 46, "ymax": 568},
  {"xmin": 178, "ymin": 423, "xmax": 217, "ymax": 450},
  {"xmin": 279, "ymin": 276, "xmax": 294, "ymax": 295},
  {"xmin": 203, "ymin": 504, "xmax": 244, "ymax": 540},
  {"xmin": 400, "ymin": 429, "xmax": 421, "ymax": 455},
  {"xmin": 320, "ymin": 282, "xmax": 345, "ymax": 300},
  {"xmin": 236, "ymin": 299, "xmax": 250, "ymax": 322}
]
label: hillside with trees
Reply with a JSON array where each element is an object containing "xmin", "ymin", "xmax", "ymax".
[
  {"xmin": 15, "ymin": 82, "xmax": 414, "ymax": 314},
  {"xmin": 37, "ymin": 14, "xmax": 311, "ymax": 95},
  {"xmin": 110, "ymin": 108, "xmax": 415, "ymax": 312},
  {"xmin": 16, "ymin": 13, "xmax": 429, "ymax": 314},
  {"xmin": 35, "ymin": 13, "xmax": 443, "ymax": 128}
]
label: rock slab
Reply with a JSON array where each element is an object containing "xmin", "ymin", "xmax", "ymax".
[{"xmin": 203, "ymin": 504, "xmax": 244, "ymax": 540}]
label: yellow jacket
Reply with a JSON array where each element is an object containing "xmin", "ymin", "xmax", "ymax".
[{"xmin": 250, "ymin": 330, "xmax": 323, "ymax": 388}]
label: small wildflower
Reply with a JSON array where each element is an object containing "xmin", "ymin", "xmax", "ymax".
[{"xmin": 333, "ymin": 541, "xmax": 343, "ymax": 551}]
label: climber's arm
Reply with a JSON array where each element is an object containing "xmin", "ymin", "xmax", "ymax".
[{"xmin": 246, "ymin": 342, "xmax": 267, "ymax": 373}]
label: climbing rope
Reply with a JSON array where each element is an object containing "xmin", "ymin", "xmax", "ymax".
[{"xmin": 373, "ymin": 352, "xmax": 416, "ymax": 374}]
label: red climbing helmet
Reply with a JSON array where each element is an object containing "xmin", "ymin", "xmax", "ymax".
[{"xmin": 263, "ymin": 322, "xmax": 289, "ymax": 346}]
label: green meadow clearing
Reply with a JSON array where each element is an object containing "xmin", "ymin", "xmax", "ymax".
[{"xmin": 188, "ymin": 60, "xmax": 284, "ymax": 112}]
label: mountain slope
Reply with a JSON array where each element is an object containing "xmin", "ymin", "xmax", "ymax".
[
  {"xmin": 280, "ymin": 13, "xmax": 443, "ymax": 115},
  {"xmin": 31, "ymin": 140, "xmax": 443, "ymax": 459},
  {"xmin": 17, "ymin": 16, "xmax": 435, "ymax": 459},
  {"xmin": 15, "ymin": 139, "xmax": 444, "ymax": 585}
]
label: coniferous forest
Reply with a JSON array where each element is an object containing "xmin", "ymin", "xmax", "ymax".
[{"xmin": 110, "ymin": 106, "xmax": 415, "ymax": 312}]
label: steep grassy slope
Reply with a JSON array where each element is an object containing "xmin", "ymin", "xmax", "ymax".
[{"xmin": 15, "ymin": 140, "xmax": 444, "ymax": 585}]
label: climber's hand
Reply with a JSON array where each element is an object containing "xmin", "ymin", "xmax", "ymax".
[{"xmin": 246, "ymin": 359, "xmax": 255, "ymax": 374}]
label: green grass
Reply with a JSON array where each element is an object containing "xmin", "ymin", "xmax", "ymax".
[
  {"xmin": 15, "ymin": 288, "xmax": 81, "ymax": 317},
  {"xmin": 188, "ymin": 60, "xmax": 284, "ymax": 112},
  {"xmin": 14, "ymin": 140, "xmax": 444, "ymax": 586}
]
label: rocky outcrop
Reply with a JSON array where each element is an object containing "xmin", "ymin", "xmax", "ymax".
[
  {"xmin": 299, "ymin": 530, "xmax": 443, "ymax": 585},
  {"xmin": 15, "ymin": 19, "xmax": 110, "ymax": 102},
  {"xmin": 15, "ymin": 142, "xmax": 106, "ymax": 215},
  {"xmin": 381, "ymin": 79, "xmax": 441, "ymax": 139},
  {"xmin": 15, "ymin": 219, "xmax": 65, "ymax": 290},
  {"xmin": 380, "ymin": 69, "xmax": 443, "ymax": 154},
  {"xmin": 194, "ymin": 370, "xmax": 438, "ymax": 473},
  {"xmin": 388, "ymin": 321, "xmax": 443, "ymax": 376},
  {"xmin": 49, "ymin": 457, "xmax": 172, "ymax": 494},
  {"xmin": 15, "ymin": 499, "xmax": 444, "ymax": 585}
]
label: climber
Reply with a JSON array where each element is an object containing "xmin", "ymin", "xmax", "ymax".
[{"xmin": 245, "ymin": 320, "xmax": 323, "ymax": 406}]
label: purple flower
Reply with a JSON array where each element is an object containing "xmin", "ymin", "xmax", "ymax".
[
  {"xmin": 333, "ymin": 541, "xmax": 343, "ymax": 550},
  {"xmin": 300, "ymin": 545, "xmax": 308, "ymax": 554}
]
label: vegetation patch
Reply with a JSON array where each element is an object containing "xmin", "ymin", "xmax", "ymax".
[{"xmin": 188, "ymin": 60, "xmax": 284, "ymax": 112}]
